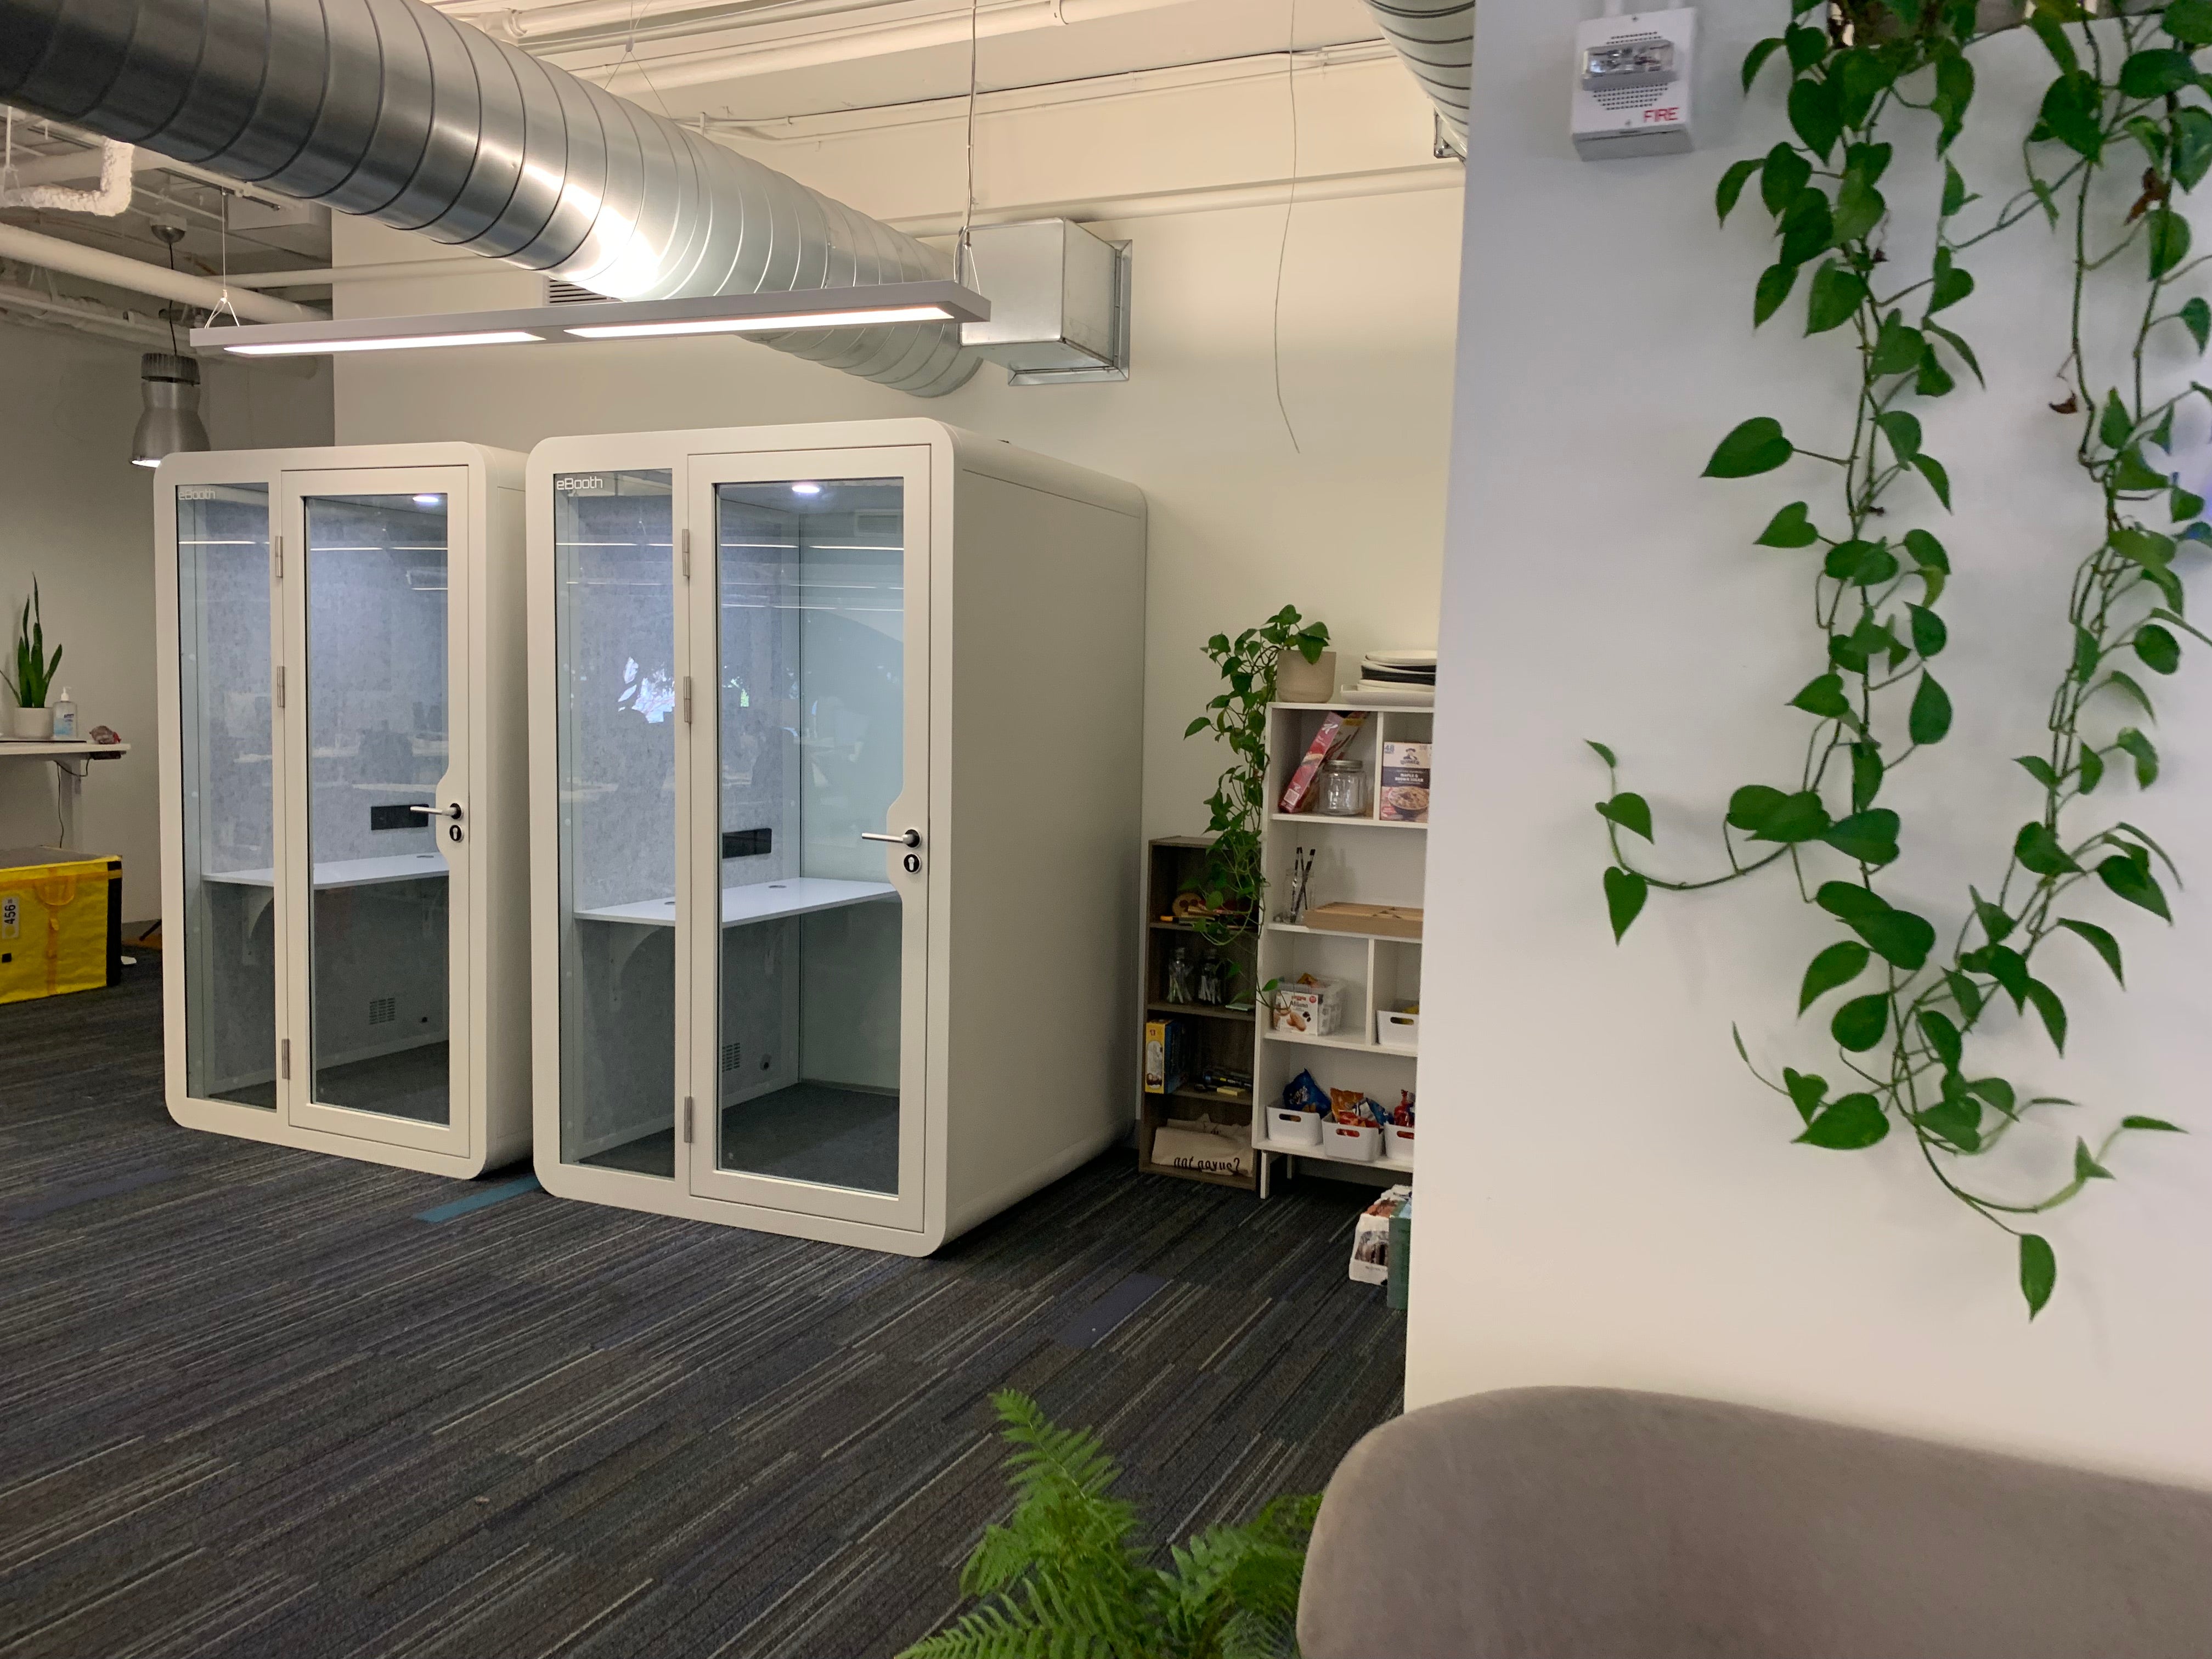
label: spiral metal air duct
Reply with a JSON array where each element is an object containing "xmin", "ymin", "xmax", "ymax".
[
  {"xmin": 1364, "ymin": 0, "xmax": 1471, "ymax": 157},
  {"xmin": 0, "ymin": 0, "xmax": 977, "ymax": 394}
]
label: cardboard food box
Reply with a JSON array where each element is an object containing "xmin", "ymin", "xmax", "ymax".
[
  {"xmin": 1269, "ymin": 975, "xmax": 1349, "ymax": 1037},
  {"xmin": 1300, "ymin": 902, "xmax": 1424, "ymax": 940},
  {"xmin": 1278, "ymin": 712, "xmax": 1369, "ymax": 815},
  {"xmin": 1143, "ymin": 1018, "xmax": 1186, "ymax": 1094},
  {"xmin": 1379, "ymin": 740, "xmax": 1431, "ymax": 822}
]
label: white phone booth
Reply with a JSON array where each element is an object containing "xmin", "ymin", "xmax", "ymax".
[
  {"xmin": 155, "ymin": 444, "xmax": 532, "ymax": 1177},
  {"xmin": 529, "ymin": 421, "xmax": 1146, "ymax": 1254}
]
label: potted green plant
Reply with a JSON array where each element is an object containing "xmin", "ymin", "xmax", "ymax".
[
  {"xmin": 4, "ymin": 581, "xmax": 62, "ymax": 741},
  {"xmin": 1185, "ymin": 606, "xmax": 1330, "ymax": 946},
  {"xmin": 902, "ymin": 1391, "xmax": 1319, "ymax": 1659}
]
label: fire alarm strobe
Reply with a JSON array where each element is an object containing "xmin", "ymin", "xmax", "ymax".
[{"xmin": 1573, "ymin": 8, "xmax": 1696, "ymax": 161}]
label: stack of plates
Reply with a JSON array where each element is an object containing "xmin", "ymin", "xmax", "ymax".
[{"xmin": 1348, "ymin": 648, "xmax": 1436, "ymax": 705}]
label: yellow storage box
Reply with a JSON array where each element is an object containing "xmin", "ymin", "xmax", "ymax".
[{"xmin": 0, "ymin": 848, "xmax": 122, "ymax": 1005}]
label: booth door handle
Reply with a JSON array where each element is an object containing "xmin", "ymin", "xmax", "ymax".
[{"xmin": 861, "ymin": 828, "xmax": 921, "ymax": 848}]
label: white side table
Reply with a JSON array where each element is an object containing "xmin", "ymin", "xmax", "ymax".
[{"xmin": 0, "ymin": 741, "xmax": 132, "ymax": 851}]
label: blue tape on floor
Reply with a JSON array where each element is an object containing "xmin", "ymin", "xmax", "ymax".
[
  {"xmin": 4, "ymin": 1165, "xmax": 179, "ymax": 1223},
  {"xmin": 415, "ymin": 1174, "xmax": 541, "ymax": 1224},
  {"xmin": 1054, "ymin": 1272, "xmax": 1170, "ymax": 1348}
]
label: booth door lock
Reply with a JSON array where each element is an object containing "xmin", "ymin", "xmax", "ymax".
[
  {"xmin": 411, "ymin": 802, "xmax": 465, "ymax": 843},
  {"xmin": 903, "ymin": 852, "xmax": 922, "ymax": 874}
]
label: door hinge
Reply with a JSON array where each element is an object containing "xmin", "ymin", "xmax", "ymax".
[
  {"xmin": 681, "ymin": 526, "xmax": 691, "ymax": 579},
  {"xmin": 280, "ymin": 1037, "xmax": 291, "ymax": 1080},
  {"xmin": 273, "ymin": 533, "xmax": 283, "ymax": 579},
  {"xmin": 275, "ymin": 666, "xmax": 286, "ymax": 709},
  {"xmin": 682, "ymin": 1096, "xmax": 695, "ymax": 1144},
  {"xmin": 682, "ymin": 676, "xmax": 693, "ymax": 725}
]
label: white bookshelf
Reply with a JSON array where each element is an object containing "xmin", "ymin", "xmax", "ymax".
[{"xmin": 1250, "ymin": 698, "xmax": 1430, "ymax": 1197}]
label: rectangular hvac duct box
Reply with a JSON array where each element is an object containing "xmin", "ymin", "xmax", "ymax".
[{"xmin": 961, "ymin": 219, "xmax": 1130, "ymax": 382}]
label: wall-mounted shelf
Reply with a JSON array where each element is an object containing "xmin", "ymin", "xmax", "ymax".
[
  {"xmin": 1268, "ymin": 811, "xmax": 1425, "ymax": 831},
  {"xmin": 1266, "ymin": 1028, "xmax": 1417, "ymax": 1057}
]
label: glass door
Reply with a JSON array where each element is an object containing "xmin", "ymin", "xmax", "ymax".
[
  {"xmin": 683, "ymin": 447, "xmax": 930, "ymax": 1230},
  {"xmin": 278, "ymin": 468, "xmax": 472, "ymax": 1158},
  {"xmin": 174, "ymin": 482, "xmax": 278, "ymax": 1108},
  {"xmin": 551, "ymin": 469, "xmax": 679, "ymax": 1178}
]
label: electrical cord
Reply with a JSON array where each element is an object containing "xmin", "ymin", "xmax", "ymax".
[
  {"xmin": 958, "ymin": 0, "xmax": 980, "ymax": 286},
  {"xmin": 1271, "ymin": 0, "xmax": 1304, "ymax": 454}
]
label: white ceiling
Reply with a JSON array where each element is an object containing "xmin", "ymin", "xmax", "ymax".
[{"xmin": 431, "ymin": 0, "xmax": 1380, "ymax": 122}]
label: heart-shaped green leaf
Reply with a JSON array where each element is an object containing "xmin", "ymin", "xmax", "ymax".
[
  {"xmin": 1705, "ymin": 417, "xmax": 1795, "ymax": 478},
  {"xmin": 1799, "ymin": 941, "xmax": 1871, "ymax": 1013},
  {"xmin": 2054, "ymin": 918, "xmax": 2123, "ymax": 985},
  {"xmin": 1604, "ymin": 866, "xmax": 1648, "ymax": 943},
  {"xmin": 1596, "ymin": 792, "xmax": 1654, "ymax": 843},
  {"xmin": 2098, "ymin": 854, "xmax": 2170, "ymax": 921},
  {"xmin": 2019, "ymin": 1233, "xmax": 2056, "ymax": 1319},
  {"xmin": 1798, "ymin": 1091, "xmax": 1888, "ymax": 1147},
  {"xmin": 1756, "ymin": 501, "xmax": 1820, "ymax": 548}
]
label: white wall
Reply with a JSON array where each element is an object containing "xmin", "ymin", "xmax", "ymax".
[
  {"xmin": 1410, "ymin": 3, "xmax": 2212, "ymax": 1486},
  {"xmin": 0, "ymin": 325, "xmax": 330, "ymax": 918},
  {"xmin": 326, "ymin": 54, "xmax": 1461, "ymax": 845}
]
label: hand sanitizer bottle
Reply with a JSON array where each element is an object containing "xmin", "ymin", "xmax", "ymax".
[{"xmin": 49, "ymin": 688, "xmax": 76, "ymax": 741}]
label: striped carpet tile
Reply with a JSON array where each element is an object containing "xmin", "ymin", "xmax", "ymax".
[{"xmin": 0, "ymin": 962, "xmax": 1405, "ymax": 1658}]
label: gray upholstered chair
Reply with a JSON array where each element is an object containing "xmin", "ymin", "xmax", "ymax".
[{"xmin": 1299, "ymin": 1386, "xmax": 2212, "ymax": 1659}]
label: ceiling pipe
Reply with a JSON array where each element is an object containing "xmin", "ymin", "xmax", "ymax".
[
  {"xmin": 0, "ymin": 137, "xmax": 134, "ymax": 213},
  {"xmin": 0, "ymin": 0, "xmax": 977, "ymax": 394},
  {"xmin": 0, "ymin": 276, "xmax": 177, "ymax": 348},
  {"xmin": 1361, "ymin": 0, "xmax": 1470, "ymax": 157},
  {"xmin": 0, "ymin": 223, "xmax": 319, "ymax": 322},
  {"xmin": 222, "ymin": 157, "xmax": 1463, "ymax": 288}
]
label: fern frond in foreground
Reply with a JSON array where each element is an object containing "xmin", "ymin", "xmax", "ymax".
[{"xmin": 900, "ymin": 1391, "xmax": 1321, "ymax": 1659}]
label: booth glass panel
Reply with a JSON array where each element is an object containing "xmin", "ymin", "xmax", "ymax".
[
  {"xmin": 176, "ymin": 484, "xmax": 276, "ymax": 1107},
  {"xmin": 715, "ymin": 478, "xmax": 905, "ymax": 1195},
  {"xmin": 554, "ymin": 471, "xmax": 679, "ymax": 1176},
  {"xmin": 302, "ymin": 493, "xmax": 453, "ymax": 1123}
]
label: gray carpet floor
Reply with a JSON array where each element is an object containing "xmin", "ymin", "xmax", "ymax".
[{"xmin": 0, "ymin": 960, "xmax": 1406, "ymax": 1658}]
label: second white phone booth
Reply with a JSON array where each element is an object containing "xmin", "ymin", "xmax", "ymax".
[
  {"xmin": 530, "ymin": 421, "xmax": 1146, "ymax": 1253},
  {"xmin": 156, "ymin": 444, "xmax": 532, "ymax": 1177}
]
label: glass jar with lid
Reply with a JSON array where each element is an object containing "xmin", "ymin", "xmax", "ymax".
[{"xmin": 1319, "ymin": 754, "xmax": 1369, "ymax": 818}]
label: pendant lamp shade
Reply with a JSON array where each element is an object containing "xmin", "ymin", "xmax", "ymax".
[{"xmin": 131, "ymin": 352, "xmax": 210, "ymax": 467}]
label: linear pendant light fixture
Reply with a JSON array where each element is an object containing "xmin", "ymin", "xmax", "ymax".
[{"xmin": 189, "ymin": 282, "xmax": 990, "ymax": 358}]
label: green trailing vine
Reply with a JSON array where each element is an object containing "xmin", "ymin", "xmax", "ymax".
[
  {"xmin": 1592, "ymin": 0, "xmax": 2211, "ymax": 1317},
  {"xmin": 1186, "ymin": 607, "xmax": 1330, "ymax": 947}
]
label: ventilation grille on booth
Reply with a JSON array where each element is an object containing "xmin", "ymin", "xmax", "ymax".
[
  {"xmin": 721, "ymin": 1041, "xmax": 742, "ymax": 1073},
  {"xmin": 1590, "ymin": 32, "xmax": 1668, "ymax": 109},
  {"xmin": 546, "ymin": 279, "xmax": 612, "ymax": 305},
  {"xmin": 369, "ymin": 996, "xmax": 396, "ymax": 1026}
]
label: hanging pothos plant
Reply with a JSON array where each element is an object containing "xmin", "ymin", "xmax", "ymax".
[
  {"xmin": 1592, "ymin": 0, "xmax": 2210, "ymax": 1317},
  {"xmin": 1186, "ymin": 606, "xmax": 1330, "ymax": 947}
]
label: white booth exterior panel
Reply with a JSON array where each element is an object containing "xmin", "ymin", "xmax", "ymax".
[
  {"xmin": 528, "ymin": 421, "xmax": 1147, "ymax": 1254},
  {"xmin": 155, "ymin": 443, "xmax": 532, "ymax": 1178}
]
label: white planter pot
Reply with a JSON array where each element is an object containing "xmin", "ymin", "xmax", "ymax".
[
  {"xmin": 1274, "ymin": 648, "xmax": 1336, "ymax": 704},
  {"xmin": 10, "ymin": 707, "xmax": 53, "ymax": 741}
]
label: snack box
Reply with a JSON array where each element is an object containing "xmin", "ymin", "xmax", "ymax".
[
  {"xmin": 1278, "ymin": 712, "xmax": 1370, "ymax": 814},
  {"xmin": 1379, "ymin": 740, "xmax": 1431, "ymax": 823},
  {"xmin": 1269, "ymin": 975, "xmax": 1349, "ymax": 1037},
  {"xmin": 1143, "ymin": 1018, "xmax": 1185, "ymax": 1094}
]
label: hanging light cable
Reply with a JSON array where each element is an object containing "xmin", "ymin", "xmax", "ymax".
[{"xmin": 130, "ymin": 223, "xmax": 211, "ymax": 467}]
